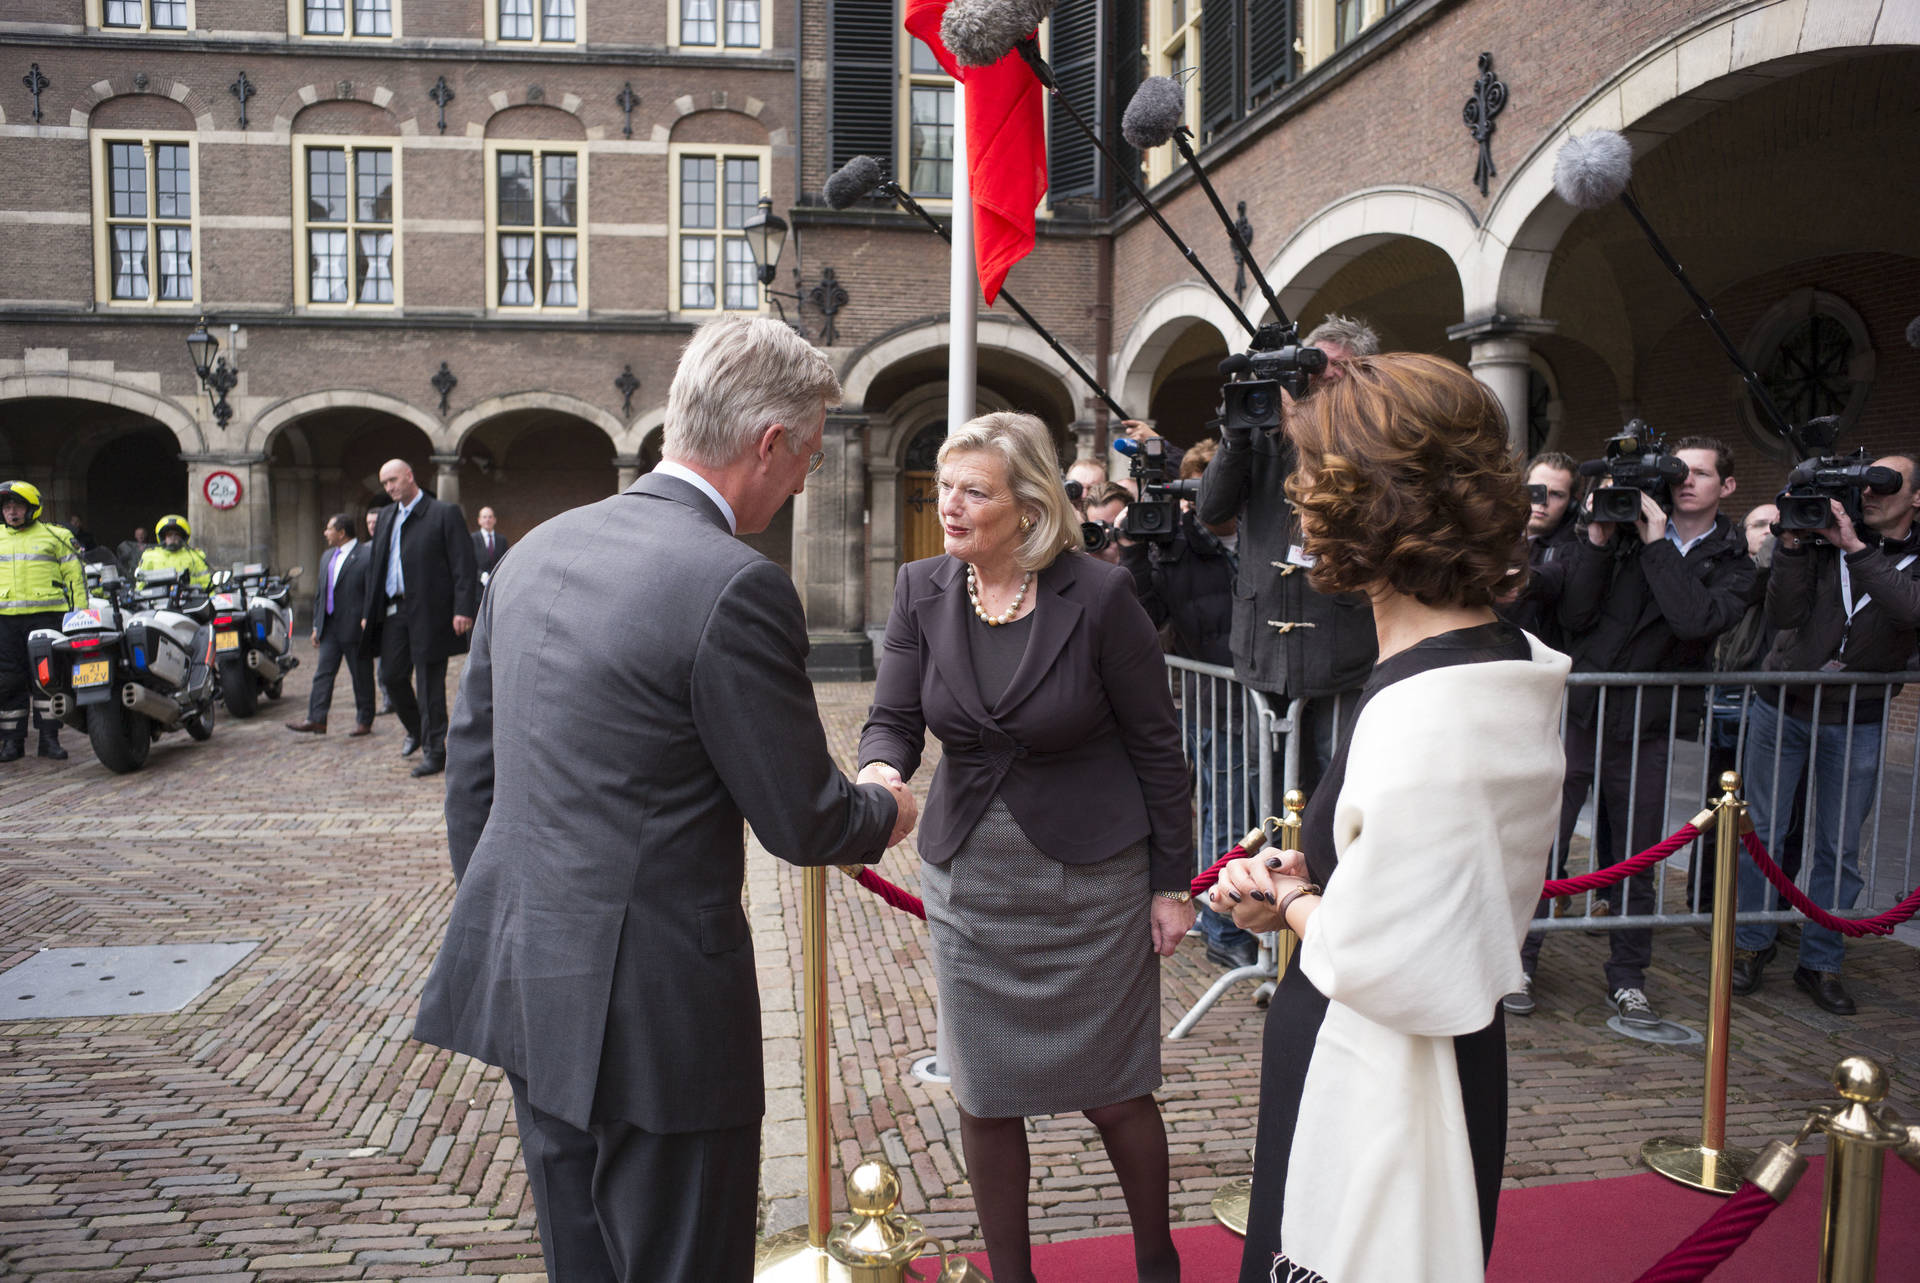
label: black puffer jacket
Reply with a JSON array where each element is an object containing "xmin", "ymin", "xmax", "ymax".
[
  {"xmin": 1558, "ymin": 514, "xmax": 1756, "ymax": 737},
  {"xmin": 1196, "ymin": 429, "xmax": 1376, "ymax": 698},
  {"xmin": 1757, "ymin": 528, "xmax": 1920, "ymax": 722},
  {"xmin": 1120, "ymin": 512, "xmax": 1235, "ymax": 666}
]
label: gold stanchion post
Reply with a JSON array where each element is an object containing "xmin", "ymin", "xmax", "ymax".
[
  {"xmin": 1212, "ymin": 790, "xmax": 1306, "ymax": 1236},
  {"xmin": 1645, "ymin": 771, "xmax": 1754, "ymax": 1193},
  {"xmin": 1811, "ymin": 1056, "xmax": 1907, "ymax": 1283},
  {"xmin": 755, "ymin": 865, "xmax": 848, "ymax": 1281}
]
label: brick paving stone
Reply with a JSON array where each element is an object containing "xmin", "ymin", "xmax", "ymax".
[{"xmin": 1, "ymin": 655, "xmax": 1916, "ymax": 1279}]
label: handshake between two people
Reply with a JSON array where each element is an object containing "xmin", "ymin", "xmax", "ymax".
[{"xmin": 857, "ymin": 762, "xmax": 918, "ymax": 848}]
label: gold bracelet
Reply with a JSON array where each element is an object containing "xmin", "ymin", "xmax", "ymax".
[{"xmin": 1276, "ymin": 882, "xmax": 1322, "ymax": 925}]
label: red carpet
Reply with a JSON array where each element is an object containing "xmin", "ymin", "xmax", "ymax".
[{"xmin": 914, "ymin": 1155, "xmax": 1920, "ymax": 1280}]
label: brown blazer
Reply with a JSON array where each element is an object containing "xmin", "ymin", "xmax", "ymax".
[{"xmin": 860, "ymin": 552, "xmax": 1192, "ymax": 890}]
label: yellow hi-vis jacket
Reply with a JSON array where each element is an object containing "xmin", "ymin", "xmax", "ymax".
[
  {"xmin": 139, "ymin": 543, "xmax": 212, "ymax": 589},
  {"xmin": 0, "ymin": 521, "xmax": 86, "ymax": 615}
]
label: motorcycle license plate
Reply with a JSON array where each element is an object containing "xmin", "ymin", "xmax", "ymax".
[
  {"xmin": 73, "ymin": 659, "xmax": 109, "ymax": 688},
  {"xmin": 215, "ymin": 630, "xmax": 240, "ymax": 652}
]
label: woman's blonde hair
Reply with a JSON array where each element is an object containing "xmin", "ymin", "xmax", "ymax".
[{"xmin": 936, "ymin": 412, "xmax": 1080, "ymax": 573}]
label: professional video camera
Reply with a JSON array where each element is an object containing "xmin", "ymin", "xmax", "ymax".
[
  {"xmin": 1217, "ymin": 322, "xmax": 1330, "ymax": 438},
  {"xmin": 1777, "ymin": 451, "xmax": 1901, "ymax": 540},
  {"xmin": 1578, "ymin": 421, "xmax": 1687, "ymax": 526},
  {"xmin": 1110, "ymin": 436, "xmax": 1199, "ymax": 544}
]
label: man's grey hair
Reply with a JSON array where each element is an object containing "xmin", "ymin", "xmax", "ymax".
[
  {"xmin": 664, "ymin": 315, "xmax": 841, "ymax": 467},
  {"xmin": 1304, "ymin": 313, "xmax": 1381, "ymax": 358}
]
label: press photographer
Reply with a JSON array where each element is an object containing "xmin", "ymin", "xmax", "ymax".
[
  {"xmin": 1116, "ymin": 440, "xmax": 1256, "ymax": 970},
  {"xmin": 1197, "ymin": 315, "xmax": 1380, "ymax": 790},
  {"xmin": 1497, "ymin": 451, "xmax": 1583, "ymax": 653},
  {"xmin": 1518, "ymin": 432, "xmax": 1753, "ymax": 1027},
  {"xmin": 1730, "ymin": 452, "xmax": 1920, "ymax": 1016}
]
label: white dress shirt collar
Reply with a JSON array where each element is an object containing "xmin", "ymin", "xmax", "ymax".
[{"xmin": 652, "ymin": 460, "xmax": 737, "ymax": 534}]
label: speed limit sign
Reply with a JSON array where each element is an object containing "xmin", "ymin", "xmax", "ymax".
[{"xmin": 203, "ymin": 470, "xmax": 242, "ymax": 510}]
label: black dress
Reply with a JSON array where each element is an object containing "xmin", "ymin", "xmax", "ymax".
[{"xmin": 1238, "ymin": 621, "xmax": 1530, "ymax": 1282}]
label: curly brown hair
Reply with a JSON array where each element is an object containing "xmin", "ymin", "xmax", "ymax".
[{"xmin": 1285, "ymin": 352, "xmax": 1528, "ymax": 607}]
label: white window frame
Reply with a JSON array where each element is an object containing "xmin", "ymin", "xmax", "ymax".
[
  {"xmin": 91, "ymin": 132, "xmax": 201, "ymax": 309},
  {"xmin": 898, "ymin": 33, "xmax": 956, "ymax": 207},
  {"xmin": 485, "ymin": 0, "xmax": 585, "ymax": 46},
  {"xmin": 87, "ymin": 0, "xmax": 195, "ymax": 32},
  {"xmin": 671, "ymin": 0, "xmax": 770, "ymax": 52},
  {"xmin": 483, "ymin": 140, "xmax": 588, "ymax": 315},
  {"xmin": 287, "ymin": 0, "xmax": 400, "ymax": 40},
  {"xmin": 1145, "ymin": 2, "xmax": 1202, "ymax": 186},
  {"xmin": 668, "ymin": 143, "xmax": 771, "ymax": 318},
  {"xmin": 292, "ymin": 136, "xmax": 404, "ymax": 310}
]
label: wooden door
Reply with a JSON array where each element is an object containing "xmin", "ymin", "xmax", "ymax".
[{"xmin": 903, "ymin": 470, "xmax": 943, "ymax": 564}]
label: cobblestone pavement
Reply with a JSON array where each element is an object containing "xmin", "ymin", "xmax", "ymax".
[{"xmin": 2, "ymin": 649, "xmax": 1916, "ymax": 1280}]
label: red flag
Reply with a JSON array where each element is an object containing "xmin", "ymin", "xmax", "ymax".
[{"xmin": 903, "ymin": 0, "xmax": 1047, "ymax": 304}]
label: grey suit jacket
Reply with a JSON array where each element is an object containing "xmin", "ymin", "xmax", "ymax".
[{"xmin": 412, "ymin": 472, "xmax": 898, "ymax": 1133}]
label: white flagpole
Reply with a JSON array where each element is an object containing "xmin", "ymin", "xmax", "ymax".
[{"xmin": 947, "ymin": 79, "xmax": 976, "ymax": 434}]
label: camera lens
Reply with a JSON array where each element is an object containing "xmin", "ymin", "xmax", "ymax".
[{"xmin": 1244, "ymin": 389, "xmax": 1274, "ymax": 420}]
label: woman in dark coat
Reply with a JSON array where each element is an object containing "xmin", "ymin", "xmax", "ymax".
[{"xmin": 860, "ymin": 411, "xmax": 1193, "ymax": 1283}]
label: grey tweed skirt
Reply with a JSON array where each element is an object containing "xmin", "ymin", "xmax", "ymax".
[{"xmin": 921, "ymin": 796, "xmax": 1162, "ymax": 1119}]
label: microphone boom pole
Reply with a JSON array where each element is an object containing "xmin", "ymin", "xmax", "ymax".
[
  {"xmin": 1169, "ymin": 128, "xmax": 1291, "ymax": 331},
  {"xmin": 1012, "ymin": 36, "xmax": 1259, "ymax": 337},
  {"xmin": 882, "ymin": 179, "xmax": 1135, "ymax": 423}
]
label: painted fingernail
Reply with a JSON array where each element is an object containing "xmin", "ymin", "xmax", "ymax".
[
  {"xmin": 1264, "ymin": 856, "xmax": 1283, "ymax": 870},
  {"xmin": 1227, "ymin": 891, "xmax": 1242, "ymax": 902}
]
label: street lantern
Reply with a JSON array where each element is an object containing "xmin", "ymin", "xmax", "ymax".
[
  {"xmin": 741, "ymin": 194, "xmax": 789, "ymax": 286},
  {"xmin": 185, "ymin": 316, "xmax": 218, "ymax": 383},
  {"xmin": 185, "ymin": 315, "xmax": 238, "ymax": 429}
]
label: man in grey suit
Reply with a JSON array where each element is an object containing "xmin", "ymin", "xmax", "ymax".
[{"xmin": 413, "ymin": 315, "xmax": 917, "ymax": 1283}]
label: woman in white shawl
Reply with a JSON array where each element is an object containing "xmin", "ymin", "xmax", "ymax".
[{"xmin": 1212, "ymin": 352, "xmax": 1569, "ymax": 1283}]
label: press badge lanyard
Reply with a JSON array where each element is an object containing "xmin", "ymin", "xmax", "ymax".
[{"xmin": 1833, "ymin": 550, "xmax": 1918, "ymax": 664}]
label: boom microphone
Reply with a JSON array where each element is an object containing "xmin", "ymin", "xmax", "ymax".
[
  {"xmin": 1120, "ymin": 75, "xmax": 1293, "ymax": 332},
  {"xmin": 1551, "ymin": 130, "xmax": 1632, "ymax": 210},
  {"xmin": 1120, "ymin": 76, "xmax": 1185, "ymax": 150},
  {"xmin": 1550, "ymin": 128, "xmax": 1797, "ymax": 452},
  {"xmin": 825, "ymin": 156, "xmax": 1134, "ymax": 423},
  {"xmin": 941, "ymin": 0, "xmax": 1055, "ymax": 68},
  {"xmin": 825, "ymin": 155, "xmax": 885, "ymax": 210}
]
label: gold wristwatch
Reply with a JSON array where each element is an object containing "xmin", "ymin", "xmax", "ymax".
[{"xmin": 1155, "ymin": 890, "xmax": 1192, "ymax": 903}]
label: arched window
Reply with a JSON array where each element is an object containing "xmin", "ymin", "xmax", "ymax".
[{"xmin": 1741, "ymin": 288, "xmax": 1875, "ymax": 456}]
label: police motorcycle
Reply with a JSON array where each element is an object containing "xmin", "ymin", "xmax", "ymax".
[
  {"xmin": 207, "ymin": 563, "xmax": 301, "ymax": 719},
  {"xmin": 29, "ymin": 563, "xmax": 218, "ymax": 773}
]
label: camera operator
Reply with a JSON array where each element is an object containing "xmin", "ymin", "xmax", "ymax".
[
  {"xmin": 1197, "ymin": 315, "xmax": 1380, "ymax": 792},
  {"xmin": 1065, "ymin": 458, "xmax": 1108, "ymax": 517},
  {"xmin": 1117, "ymin": 440, "xmax": 1256, "ymax": 969},
  {"xmin": 1498, "ymin": 452, "xmax": 1583, "ymax": 653},
  {"xmin": 1083, "ymin": 482, "xmax": 1132, "ymax": 566},
  {"xmin": 1729, "ymin": 454, "xmax": 1920, "ymax": 1016},
  {"xmin": 1521, "ymin": 435, "xmax": 1753, "ymax": 1028}
]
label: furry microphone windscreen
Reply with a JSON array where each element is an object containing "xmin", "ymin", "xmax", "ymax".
[
  {"xmin": 1552, "ymin": 130, "xmax": 1633, "ymax": 210},
  {"xmin": 1907, "ymin": 314, "xmax": 1920, "ymax": 350},
  {"xmin": 1121, "ymin": 77, "xmax": 1185, "ymax": 150},
  {"xmin": 941, "ymin": 0, "xmax": 1055, "ymax": 68},
  {"xmin": 825, "ymin": 156, "xmax": 885, "ymax": 210}
]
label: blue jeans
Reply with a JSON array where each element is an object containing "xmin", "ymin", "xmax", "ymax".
[
  {"xmin": 1188, "ymin": 719, "xmax": 1254, "ymax": 952},
  {"xmin": 1734, "ymin": 696, "xmax": 1882, "ymax": 974}
]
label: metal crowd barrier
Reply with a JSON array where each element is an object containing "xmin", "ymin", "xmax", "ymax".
[{"xmin": 1162, "ymin": 663, "xmax": 1920, "ymax": 1033}]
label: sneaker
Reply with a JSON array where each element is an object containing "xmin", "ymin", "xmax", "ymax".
[
  {"xmin": 1611, "ymin": 986, "xmax": 1660, "ymax": 1028},
  {"xmin": 1502, "ymin": 975, "xmax": 1536, "ymax": 1016}
]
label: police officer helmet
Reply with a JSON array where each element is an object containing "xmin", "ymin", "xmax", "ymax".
[
  {"xmin": 0, "ymin": 480, "xmax": 43, "ymax": 522},
  {"xmin": 156, "ymin": 513, "xmax": 192, "ymax": 543}
]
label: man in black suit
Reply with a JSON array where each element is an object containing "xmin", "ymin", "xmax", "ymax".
[
  {"xmin": 287, "ymin": 513, "xmax": 375, "ymax": 736},
  {"xmin": 413, "ymin": 315, "xmax": 917, "ymax": 1283},
  {"xmin": 359, "ymin": 459, "xmax": 480, "ymax": 777},
  {"xmin": 471, "ymin": 506, "xmax": 510, "ymax": 584}
]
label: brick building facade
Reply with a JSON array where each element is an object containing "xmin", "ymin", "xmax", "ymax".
[{"xmin": 1, "ymin": 0, "xmax": 1915, "ymax": 675}]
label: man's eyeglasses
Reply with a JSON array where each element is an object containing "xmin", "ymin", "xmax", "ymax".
[{"xmin": 806, "ymin": 450, "xmax": 826, "ymax": 476}]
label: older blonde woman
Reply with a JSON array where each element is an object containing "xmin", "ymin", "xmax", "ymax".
[{"xmin": 860, "ymin": 412, "xmax": 1192, "ymax": 1283}]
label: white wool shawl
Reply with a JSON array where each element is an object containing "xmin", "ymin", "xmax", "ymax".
[{"xmin": 1274, "ymin": 632, "xmax": 1570, "ymax": 1283}]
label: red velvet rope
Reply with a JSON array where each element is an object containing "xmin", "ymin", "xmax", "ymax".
[
  {"xmin": 849, "ymin": 867, "xmax": 926, "ymax": 920},
  {"xmin": 1740, "ymin": 830, "xmax": 1920, "ymax": 938},
  {"xmin": 1631, "ymin": 1182, "xmax": 1780, "ymax": 1283},
  {"xmin": 1542, "ymin": 824, "xmax": 1701, "ymax": 897}
]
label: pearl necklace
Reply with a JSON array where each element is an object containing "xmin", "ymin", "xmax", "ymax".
[{"xmin": 967, "ymin": 564, "xmax": 1033, "ymax": 626}]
